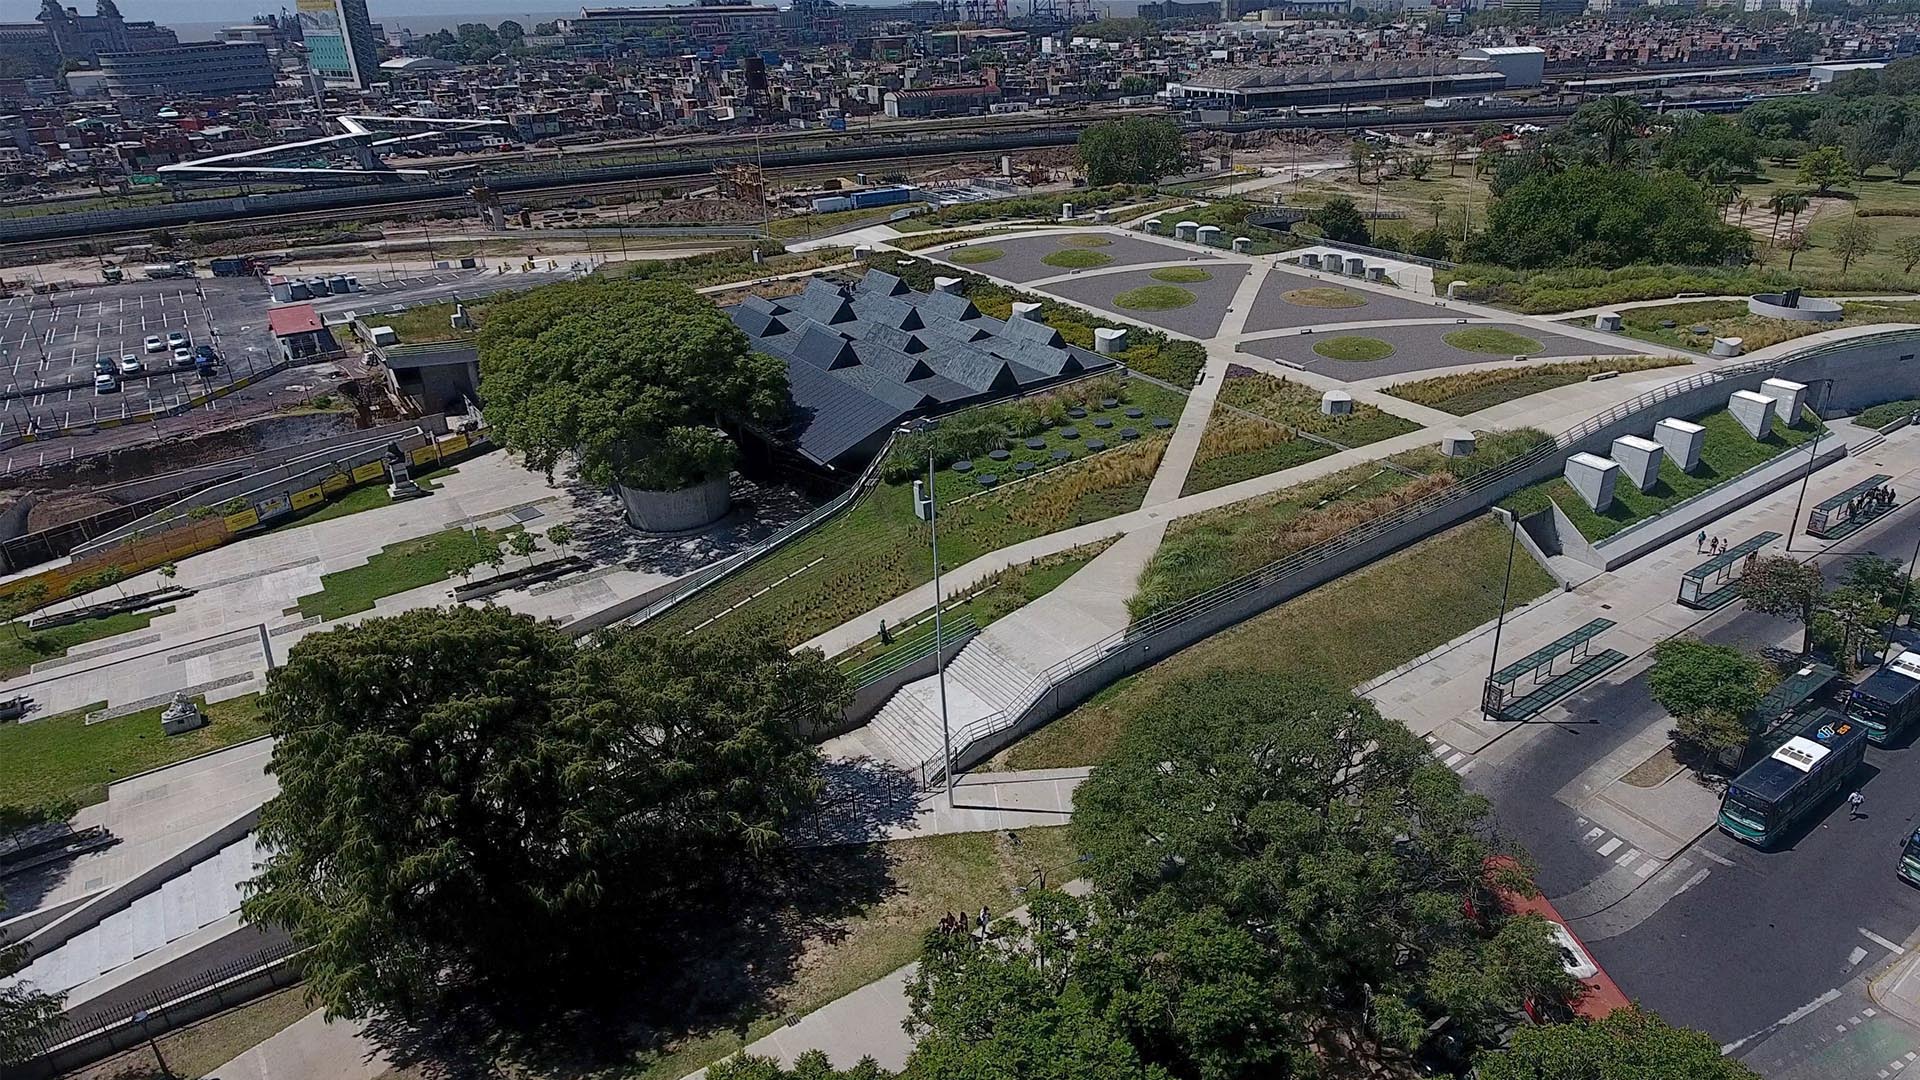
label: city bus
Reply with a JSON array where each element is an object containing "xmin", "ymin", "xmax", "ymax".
[
  {"xmin": 1718, "ymin": 708, "xmax": 1868, "ymax": 848},
  {"xmin": 1846, "ymin": 650, "xmax": 1920, "ymax": 746},
  {"xmin": 1900, "ymin": 828, "xmax": 1920, "ymax": 887}
]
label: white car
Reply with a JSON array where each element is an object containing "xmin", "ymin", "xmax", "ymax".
[
  {"xmin": 172, "ymin": 347, "xmax": 193, "ymax": 365},
  {"xmin": 143, "ymin": 335, "xmax": 164, "ymax": 353},
  {"xmin": 93, "ymin": 372, "xmax": 117, "ymax": 393},
  {"xmin": 118, "ymin": 354, "xmax": 142, "ymax": 375},
  {"xmin": 166, "ymin": 330, "xmax": 188, "ymax": 348}
]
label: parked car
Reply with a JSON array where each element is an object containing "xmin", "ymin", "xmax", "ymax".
[
  {"xmin": 118, "ymin": 354, "xmax": 142, "ymax": 375},
  {"xmin": 93, "ymin": 357, "xmax": 114, "ymax": 375},
  {"xmin": 166, "ymin": 330, "xmax": 188, "ymax": 348},
  {"xmin": 143, "ymin": 334, "xmax": 164, "ymax": 353},
  {"xmin": 172, "ymin": 346, "xmax": 193, "ymax": 365},
  {"xmin": 93, "ymin": 372, "xmax": 117, "ymax": 393}
]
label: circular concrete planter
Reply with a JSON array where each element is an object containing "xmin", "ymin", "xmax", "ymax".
[
  {"xmin": 1749, "ymin": 293, "xmax": 1844, "ymax": 322},
  {"xmin": 618, "ymin": 473, "xmax": 731, "ymax": 533}
]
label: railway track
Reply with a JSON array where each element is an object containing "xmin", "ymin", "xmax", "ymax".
[{"xmin": 0, "ymin": 94, "xmax": 1778, "ymax": 253}]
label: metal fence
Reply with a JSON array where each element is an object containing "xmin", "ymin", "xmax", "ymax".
[{"xmin": 908, "ymin": 327, "xmax": 1920, "ymax": 785}]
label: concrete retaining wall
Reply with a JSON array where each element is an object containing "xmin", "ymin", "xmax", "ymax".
[
  {"xmin": 817, "ymin": 632, "xmax": 976, "ymax": 743},
  {"xmin": 618, "ymin": 474, "xmax": 733, "ymax": 533}
]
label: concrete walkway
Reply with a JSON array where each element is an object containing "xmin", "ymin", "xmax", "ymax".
[
  {"xmin": 803, "ymin": 766, "xmax": 1089, "ymax": 846},
  {"xmin": 204, "ymin": 1007, "xmax": 388, "ymax": 1080}
]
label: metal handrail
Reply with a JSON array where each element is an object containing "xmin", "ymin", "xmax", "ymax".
[
  {"xmin": 909, "ymin": 327, "xmax": 1920, "ymax": 785},
  {"xmin": 846, "ymin": 612, "xmax": 980, "ymax": 688}
]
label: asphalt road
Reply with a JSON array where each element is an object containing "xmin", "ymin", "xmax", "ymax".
[{"xmin": 1469, "ymin": 498, "xmax": 1920, "ymax": 1062}]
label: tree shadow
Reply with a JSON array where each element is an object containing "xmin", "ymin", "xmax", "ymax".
[{"xmin": 561, "ymin": 471, "xmax": 821, "ymax": 579}]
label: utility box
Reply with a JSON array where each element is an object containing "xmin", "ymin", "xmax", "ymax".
[
  {"xmin": 1610, "ymin": 434, "xmax": 1664, "ymax": 492},
  {"xmin": 1729, "ymin": 390, "xmax": 1778, "ymax": 440},
  {"xmin": 1655, "ymin": 417, "xmax": 1706, "ymax": 472},
  {"xmin": 1564, "ymin": 452, "xmax": 1621, "ymax": 512},
  {"xmin": 1760, "ymin": 378, "xmax": 1808, "ymax": 424},
  {"xmin": 1322, "ymin": 390, "xmax": 1353, "ymax": 416}
]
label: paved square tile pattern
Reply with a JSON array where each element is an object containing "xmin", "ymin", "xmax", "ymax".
[
  {"xmin": 1240, "ymin": 272, "xmax": 1459, "ymax": 333},
  {"xmin": 940, "ymin": 232, "xmax": 1215, "ymax": 285},
  {"xmin": 1243, "ymin": 321, "xmax": 1613, "ymax": 379},
  {"xmin": 1040, "ymin": 263, "xmax": 1251, "ymax": 339}
]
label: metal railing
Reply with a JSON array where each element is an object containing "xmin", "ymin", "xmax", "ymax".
[
  {"xmin": 908, "ymin": 327, "xmax": 1920, "ymax": 786},
  {"xmin": 845, "ymin": 611, "xmax": 979, "ymax": 689}
]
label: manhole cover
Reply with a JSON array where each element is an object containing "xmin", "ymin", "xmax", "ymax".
[{"xmin": 510, "ymin": 506, "xmax": 546, "ymax": 523}]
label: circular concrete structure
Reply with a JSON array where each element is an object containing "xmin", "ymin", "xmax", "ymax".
[
  {"xmin": 1749, "ymin": 293, "xmax": 1845, "ymax": 322},
  {"xmin": 618, "ymin": 473, "xmax": 732, "ymax": 533}
]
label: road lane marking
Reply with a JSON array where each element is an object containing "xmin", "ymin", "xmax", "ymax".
[
  {"xmin": 1863, "ymin": 928, "xmax": 1908, "ymax": 955},
  {"xmin": 1850, "ymin": 946, "xmax": 1870, "ymax": 968},
  {"xmin": 1597, "ymin": 837, "xmax": 1622, "ymax": 857},
  {"xmin": 1582, "ymin": 827, "xmax": 1604, "ymax": 843},
  {"xmin": 1721, "ymin": 987, "xmax": 1842, "ymax": 1054}
]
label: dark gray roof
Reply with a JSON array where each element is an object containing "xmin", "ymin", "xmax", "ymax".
[
  {"xmin": 380, "ymin": 340, "xmax": 478, "ymax": 371},
  {"xmin": 734, "ymin": 269, "xmax": 1117, "ymax": 467}
]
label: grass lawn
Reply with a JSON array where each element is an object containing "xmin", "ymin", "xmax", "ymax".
[
  {"xmin": 1444, "ymin": 327, "xmax": 1545, "ymax": 355},
  {"xmin": 1114, "ymin": 284, "xmax": 1196, "ymax": 310},
  {"xmin": 834, "ymin": 540, "xmax": 1114, "ymax": 673},
  {"xmin": 656, "ymin": 380, "xmax": 1187, "ymax": 647},
  {"xmin": 65, "ymin": 986, "xmax": 316, "ymax": 1080},
  {"xmin": 765, "ymin": 206, "xmax": 899, "ymax": 240},
  {"xmin": 0, "ymin": 693, "xmax": 267, "ymax": 812},
  {"xmin": 1151, "ymin": 266, "xmax": 1213, "ymax": 283},
  {"xmin": 1283, "ymin": 286, "xmax": 1368, "ymax": 308},
  {"xmin": 890, "ymin": 227, "xmax": 1023, "ymax": 251},
  {"xmin": 1042, "ymin": 249, "xmax": 1113, "ymax": 269},
  {"xmin": 1738, "ymin": 162, "xmax": 1920, "ymax": 284},
  {"xmin": 294, "ymin": 524, "xmax": 519, "ymax": 621},
  {"xmin": 260, "ymin": 468, "xmax": 455, "ymax": 537},
  {"xmin": 1502, "ymin": 407, "xmax": 1823, "ymax": 542},
  {"xmin": 1313, "ymin": 336, "xmax": 1395, "ymax": 362},
  {"xmin": 1857, "ymin": 399, "xmax": 1920, "ymax": 428},
  {"xmin": 994, "ymin": 517, "xmax": 1554, "ymax": 769},
  {"xmin": 1614, "ymin": 298, "xmax": 1920, "ymax": 353},
  {"xmin": 947, "ymin": 245, "xmax": 1005, "ymax": 264},
  {"xmin": 0, "ymin": 606, "xmax": 173, "ymax": 679},
  {"xmin": 635, "ymin": 828, "xmax": 1078, "ymax": 1080},
  {"xmin": 1180, "ymin": 369, "xmax": 1422, "ymax": 497},
  {"xmin": 1386, "ymin": 357, "xmax": 1689, "ymax": 416},
  {"xmin": 377, "ymin": 303, "xmax": 466, "ymax": 345}
]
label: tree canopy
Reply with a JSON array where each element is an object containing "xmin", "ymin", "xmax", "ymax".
[
  {"xmin": 0, "ymin": 805, "xmax": 63, "ymax": 1064},
  {"xmin": 477, "ymin": 278, "xmax": 787, "ymax": 492},
  {"xmin": 1465, "ymin": 167, "xmax": 1749, "ymax": 269},
  {"xmin": 242, "ymin": 607, "xmax": 844, "ymax": 1028},
  {"xmin": 1077, "ymin": 117, "xmax": 1185, "ymax": 186},
  {"xmin": 1310, "ymin": 196, "xmax": 1370, "ymax": 245},
  {"xmin": 1653, "ymin": 113, "xmax": 1762, "ymax": 179},
  {"xmin": 1477, "ymin": 1005, "xmax": 1762, "ymax": 1080},
  {"xmin": 1739, "ymin": 555, "xmax": 1827, "ymax": 654}
]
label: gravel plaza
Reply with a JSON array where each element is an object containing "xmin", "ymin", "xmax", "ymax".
[
  {"xmin": 939, "ymin": 231, "xmax": 1216, "ymax": 284},
  {"xmin": 1039, "ymin": 262, "xmax": 1251, "ymax": 339},
  {"xmin": 1238, "ymin": 271, "xmax": 1464, "ymax": 333}
]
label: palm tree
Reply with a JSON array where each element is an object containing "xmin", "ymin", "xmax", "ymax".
[
  {"xmin": 1734, "ymin": 195, "xmax": 1754, "ymax": 227},
  {"xmin": 1534, "ymin": 144, "xmax": 1569, "ymax": 176},
  {"xmin": 1591, "ymin": 94, "xmax": 1646, "ymax": 165}
]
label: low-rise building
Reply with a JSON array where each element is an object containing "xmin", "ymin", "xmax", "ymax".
[{"xmin": 94, "ymin": 42, "xmax": 276, "ymax": 98}]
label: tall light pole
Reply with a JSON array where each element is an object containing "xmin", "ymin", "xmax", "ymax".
[
  {"xmin": 1786, "ymin": 427, "xmax": 1824, "ymax": 553},
  {"xmin": 906, "ymin": 418, "xmax": 954, "ymax": 800},
  {"xmin": 1482, "ymin": 508, "xmax": 1520, "ymax": 721}
]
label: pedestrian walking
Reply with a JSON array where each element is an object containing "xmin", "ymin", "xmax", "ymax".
[
  {"xmin": 1849, "ymin": 791, "xmax": 1866, "ymax": 819},
  {"xmin": 1697, "ymin": 530, "xmax": 1707, "ymax": 553},
  {"xmin": 978, "ymin": 905, "xmax": 990, "ymax": 936}
]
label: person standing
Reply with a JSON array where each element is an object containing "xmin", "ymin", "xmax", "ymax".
[
  {"xmin": 1697, "ymin": 530, "xmax": 1707, "ymax": 553},
  {"xmin": 1849, "ymin": 791, "xmax": 1866, "ymax": 819}
]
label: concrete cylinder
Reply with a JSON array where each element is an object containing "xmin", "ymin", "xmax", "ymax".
[
  {"xmin": 1711, "ymin": 336, "xmax": 1744, "ymax": 358},
  {"xmin": 1300, "ymin": 253, "xmax": 1322, "ymax": 269},
  {"xmin": 1094, "ymin": 327, "xmax": 1129, "ymax": 355},
  {"xmin": 1365, "ymin": 266, "xmax": 1387, "ymax": 282},
  {"xmin": 1196, "ymin": 225, "xmax": 1222, "ymax": 246},
  {"xmin": 1232, "ymin": 237, "xmax": 1252, "ymax": 253},
  {"xmin": 1321, "ymin": 390, "xmax": 1352, "ymax": 416},
  {"xmin": 1446, "ymin": 280, "xmax": 1467, "ymax": 300},
  {"xmin": 1011, "ymin": 301, "xmax": 1043, "ymax": 321},
  {"xmin": 1442, "ymin": 430, "xmax": 1476, "ymax": 457},
  {"xmin": 619, "ymin": 474, "xmax": 731, "ymax": 533},
  {"xmin": 1594, "ymin": 312, "xmax": 1623, "ymax": 331},
  {"xmin": 1061, "ymin": 202, "xmax": 1075, "ymax": 221},
  {"xmin": 934, "ymin": 276, "xmax": 963, "ymax": 294}
]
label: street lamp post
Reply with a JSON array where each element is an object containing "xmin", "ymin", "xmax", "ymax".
[
  {"xmin": 1481, "ymin": 509, "xmax": 1520, "ymax": 721},
  {"xmin": 1786, "ymin": 428, "xmax": 1825, "ymax": 553},
  {"xmin": 905, "ymin": 419, "xmax": 955, "ymax": 801}
]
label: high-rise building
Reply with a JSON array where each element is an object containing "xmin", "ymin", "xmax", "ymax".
[
  {"xmin": 97, "ymin": 40, "xmax": 276, "ymax": 97},
  {"xmin": 296, "ymin": 0, "xmax": 378, "ymax": 88}
]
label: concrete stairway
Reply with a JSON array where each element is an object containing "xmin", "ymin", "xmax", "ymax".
[{"xmin": 856, "ymin": 634, "xmax": 1045, "ymax": 775}]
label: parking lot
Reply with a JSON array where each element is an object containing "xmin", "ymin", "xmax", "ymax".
[{"xmin": 0, "ymin": 279, "xmax": 280, "ymax": 437}]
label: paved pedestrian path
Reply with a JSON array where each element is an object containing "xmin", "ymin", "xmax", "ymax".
[{"xmin": 204, "ymin": 1006, "xmax": 388, "ymax": 1080}]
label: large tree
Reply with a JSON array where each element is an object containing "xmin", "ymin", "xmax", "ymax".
[
  {"xmin": 1077, "ymin": 117, "xmax": 1184, "ymax": 186},
  {"xmin": 1466, "ymin": 167, "xmax": 1748, "ymax": 270},
  {"xmin": 1576, "ymin": 94, "xmax": 1646, "ymax": 166},
  {"xmin": 242, "ymin": 608, "xmax": 844, "ymax": 1027},
  {"xmin": 1066, "ymin": 675, "xmax": 1574, "ymax": 1065},
  {"xmin": 1798, "ymin": 145, "xmax": 1855, "ymax": 195},
  {"xmin": 1477, "ymin": 1005, "xmax": 1761, "ymax": 1080},
  {"xmin": 478, "ymin": 279, "xmax": 787, "ymax": 492},
  {"xmin": 0, "ymin": 806, "xmax": 64, "ymax": 1065},
  {"xmin": 1740, "ymin": 555, "xmax": 1827, "ymax": 655},
  {"xmin": 1647, "ymin": 638, "xmax": 1767, "ymax": 764},
  {"xmin": 1653, "ymin": 112, "xmax": 1762, "ymax": 179}
]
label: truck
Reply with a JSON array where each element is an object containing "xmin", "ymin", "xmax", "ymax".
[
  {"xmin": 209, "ymin": 257, "xmax": 259, "ymax": 277},
  {"xmin": 141, "ymin": 261, "xmax": 195, "ymax": 280}
]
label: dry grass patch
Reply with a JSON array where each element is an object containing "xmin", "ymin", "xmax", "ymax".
[
  {"xmin": 1060, "ymin": 234, "xmax": 1114, "ymax": 248},
  {"xmin": 1386, "ymin": 356, "xmax": 1688, "ymax": 416},
  {"xmin": 948, "ymin": 245, "xmax": 1006, "ymax": 264},
  {"xmin": 1283, "ymin": 287, "xmax": 1368, "ymax": 308}
]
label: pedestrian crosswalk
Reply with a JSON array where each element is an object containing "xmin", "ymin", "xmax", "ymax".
[
  {"xmin": 1575, "ymin": 815, "xmax": 1668, "ymax": 879},
  {"xmin": 1423, "ymin": 733, "xmax": 1478, "ymax": 777}
]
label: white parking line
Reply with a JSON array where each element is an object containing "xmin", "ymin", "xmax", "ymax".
[
  {"xmin": 1634, "ymin": 858, "xmax": 1662, "ymax": 878},
  {"xmin": 1597, "ymin": 837, "xmax": 1623, "ymax": 857},
  {"xmin": 1862, "ymin": 928, "xmax": 1908, "ymax": 955}
]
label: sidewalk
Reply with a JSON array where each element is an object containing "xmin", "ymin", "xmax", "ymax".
[
  {"xmin": 204, "ymin": 1007, "xmax": 387, "ymax": 1080},
  {"xmin": 802, "ymin": 766, "xmax": 1088, "ymax": 846}
]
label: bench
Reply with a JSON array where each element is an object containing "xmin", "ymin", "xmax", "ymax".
[
  {"xmin": 1807, "ymin": 474, "xmax": 1894, "ymax": 540},
  {"xmin": 1677, "ymin": 531, "xmax": 1782, "ymax": 610},
  {"xmin": 1493, "ymin": 649, "xmax": 1629, "ymax": 722}
]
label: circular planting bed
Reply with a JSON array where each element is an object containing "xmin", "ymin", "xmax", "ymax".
[
  {"xmin": 1059, "ymin": 234, "xmax": 1113, "ymax": 248},
  {"xmin": 1283, "ymin": 287, "xmax": 1368, "ymax": 309},
  {"xmin": 1041, "ymin": 249, "xmax": 1114, "ymax": 270},
  {"xmin": 1150, "ymin": 266, "xmax": 1213, "ymax": 284},
  {"xmin": 1443, "ymin": 327, "xmax": 1544, "ymax": 355},
  {"xmin": 1114, "ymin": 285, "xmax": 1197, "ymax": 311},
  {"xmin": 1311, "ymin": 336, "xmax": 1396, "ymax": 363},
  {"xmin": 949, "ymin": 246, "xmax": 1005, "ymax": 264},
  {"xmin": 952, "ymin": 460, "xmax": 973, "ymax": 473}
]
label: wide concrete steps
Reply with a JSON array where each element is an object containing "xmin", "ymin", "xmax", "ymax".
[{"xmin": 858, "ymin": 634, "xmax": 1045, "ymax": 774}]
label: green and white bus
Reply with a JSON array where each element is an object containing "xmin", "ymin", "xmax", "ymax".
[{"xmin": 1718, "ymin": 709, "xmax": 1868, "ymax": 849}]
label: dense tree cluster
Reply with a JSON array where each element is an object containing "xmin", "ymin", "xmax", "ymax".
[
  {"xmin": 1478, "ymin": 1006, "xmax": 1761, "ymax": 1079},
  {"xmin": 242, "ymin": 608, "xmax": 846, "ymax": 1028},
  {"xmin": 0, "ymin": 807, "xmax": 63, "ymax": 1065},
  {"xmin": 899, "ymin": 676, "xmax": 1579, "ymax": 1078},
  {"xmin": 1467, "ymin": 166, "xmax": 1749, "ymax": 269},
  {"xmin": 477, "ymin": 278, "xmax": 787, "ymax": 492},
  {"xmin": 1077, "ymin": 117, "xmax": 1186, "ymax": 186}
]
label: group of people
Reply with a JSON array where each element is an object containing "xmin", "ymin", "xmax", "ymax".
[
  {"xmin": 1848, "ymin": 485, "xmax": 1898, "ymax": 521},
  {"xmin": 938, "ymin": 906, "xmax": 992, "ymax": 938},
  {"xmin": 1696, "ymin": 533, "xmax": 1736, "ymax": 555}
]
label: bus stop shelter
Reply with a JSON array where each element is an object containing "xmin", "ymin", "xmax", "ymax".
[
  {"xmin": 1807, "ymin": 474, "xmax": 1894, "ymax": 540},
  {"xmin": 1678, "ymin": 531, "xmax": 1781, "ymax": 610},
  {"xmin": 1482, "ymin": 618, "xmax": 1626, "ymax": 722}
]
